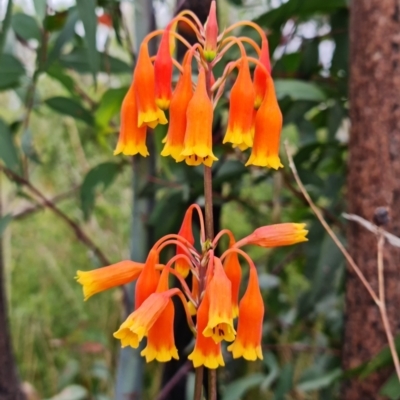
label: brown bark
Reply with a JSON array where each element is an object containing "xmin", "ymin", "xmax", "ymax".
[{"xmin": 344, "ymin": 0, "xmax": 400, "ymax": 398}]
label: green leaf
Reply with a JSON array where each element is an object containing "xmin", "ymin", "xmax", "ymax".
[
  {"xmin": 380, "ymin": 373, "xmax": 400, "ymax": 400},
  {"xmin": 95, "ymin": 87, "xmax": 127, "ymax": 130},
  {"xmin": 21, "ymin": 128, "xmax": 41, "ymax": 164},
  {"xmin": 0, "ymin": 0, "xmax": 13, "ymax": 57},
  {"xmin": 274, "ymin": 363, "xmax": 294, "ymax": 400},
  {"xmin": 297, "ymin": 369, "xmax": 341, "ymax": 392},
  {"xmin": 0, "ymin": 53, "xmax": 25, "ymax": 90},
  {"xmin": 47, "ymin": 63, "xmax": 76, "ymax": 94},
  {"xmin": 46, "ymin": 384, "xmax": 88, "ymax": 400},
  {"xmin": 80, "ymin": 162, "xmax": 121, "ymax": 220},
  {"xmin": 76, "ymin": 0, "xmax": 99, "ymax": 81},
  {"xmin": 11, "ymin": 13, "xmax": 41, "ymax": 42},
  {"xmin": 275, "ymin": 80, "xmax": 326, "ymax": 102},
  {"xmin": 45, "ymin": 96, "xmax": 93, "ymax": 125},
  {"xmin": 222, "ymin": 373, "xmax": 265, "ymax": 400},
  {"xmin": 0, "ymin": 215, "xmax": 12, "ymax": 237},
  {"xmin": 0, "ymin": 119, "xmax": 20, "ymax": 172},
  {"xmin": 33, "ymin": 0, "xmax": 47, "ymax": 21}
]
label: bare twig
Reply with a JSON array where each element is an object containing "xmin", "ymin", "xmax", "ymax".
[
  {"xmin": 0, "ymin": 165, "xmax": 110, "ymax": 266},
  {"xmin": 376, "ymin": 229, "xmax": 400, "ymax": 381},
  {"xmin": 284, "ymin": 141, "xmax": 379, "ymax": 305},
  {"xmin": 156, "ymin": 361, "xmax": 192, "ymax": 400}
]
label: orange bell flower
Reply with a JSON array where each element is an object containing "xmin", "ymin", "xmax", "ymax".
[
  {"xmin": 160, "ymin": 52, "xmax": 193, "ymax": 162},
  {"xmin": 113, "ymin": 287, "xmax": 178, "ymax": 349},
  {"xmin": 188, "ymin": 291, "xmax": 225, "ymax": 369},
  {"xmin": 203, "ymin": 257, "xmax": 236, "ymax": 343},
  {"xmin": 141, "ymin": 268, "xmax": 179, "ymax": 362},
  {"xmin": 181, "ymin": 67, "xmax": 218, "ymax": 167},
  {"xmin": 236, "ymin": 223, "xmax": 308, "ymax": 248},
  {"xmin": 246, "ymin": 73, "xmax": 283, "ymax": 169},
  {"xmin": 203, "ymin": 0, "xmax": 218, "ymax": 62},
  {"xmin": 223, "ymin": 238, "xmax": 242, "ymax": 318},
  {"xmin": 154, "ymin": 26, "xmax": 173, "ymax": 110},
  {"xmin": 253, "ymin": 36, "xmax": 272, "ymax": 109},
  {"xmin": 227, "ymin": 266, "xmax": 264, "ymax": 361},
  {"xmin": 135, "ymin": 249, "xmax": 161, "ymax": 309},
  {"xmin": 114, "ymin": 83, "xmax": 149, "ymax": 156},
  {"xmin": 135, "ymin": 43, "xmax": 168, "ymax": 129},
  {"xmin": 223, "ymin": 57, "xmax": 256, "ymax": 150}
]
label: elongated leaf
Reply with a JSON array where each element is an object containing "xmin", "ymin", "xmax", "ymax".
[
  {"xmin": 80, "ymin": 162, "xmax": 121, "ymax": 220},
  {"xmin": 0, "ymin": 53, "xmax": 25, "ymax": 90},
  {"xmin": 297, "ymin": 369, "xmax": 341, "ymax": 392},
  {"xmin": 380, "ymin": 373, "xmax": 400, "ymax": 400},
  {"xmin": 76, "ymin": 0, "xmax": 99, "ymax": 81},
  {"xmin": 47, "ymin": 63, "xmax": 76, "ymax": 94},
  {"xmin": 34, "ymin": 0, "xmax": 47, "ymax": 21},
  {"xmin": 0, "ymin": 0, "xmax": 13, "ymax": 57},
  {"xmin": 21, "ymin": 128, "xmax": 41, "ymax": 164},
  {"xmin": 275, "ymin": 80, "xmax": 326, "ymax": 101},
  {"xmin": 222, "ymin": 373, "xmax": 265, "ymax": 400},
  {"xmin": 11, "ymin": 13, "xmax": 41, "ymax": 42},
  {"xmin": 95, "ymin": 87, "xmax": 127, "ymax": 130},
  {"xmin": 45, "ymin": 96, "xmax": 93, "ymax": 125},
  {"xmin": 0, "ymin": 215, "xmax": 12, "ymax": 237},
  {"xmin": 0, "ymin": 119, "xmax": 20, "ymax": 172}
]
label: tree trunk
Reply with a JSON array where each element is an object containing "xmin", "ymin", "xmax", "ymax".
[
  {"xmin": 344, "ymin": 0, "xmax": 400, "ymax": 398},
  {"xmin": 0, "ymin": 177, "xmax": 25, "ymax": 399}
]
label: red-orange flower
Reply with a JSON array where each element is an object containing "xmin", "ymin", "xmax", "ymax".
[
  {"xmin": 135, "ymin": 249, "xmax": 161, "ymax": 309},
  {"xmin": 154, "ymin": 26, "xmax": 173, "ymax": 110},
  {"xmin": 188, "ymin": 291, "xmax": 225, "ymax": 369},
  {"xmin": 181, "ymin": 67, "xmax": 218, "ymax": 167},
  {"xmin": 236, "ymin": 223, "xmax": 308, "ymax": 248},
  {"xmin": 135, "ymin": 43, "xmax": 168, "ymax": 129},
  {"xmin": 223, "ymin": 57, "xmax": 256, "ymax": 150},
  {"xmin": 203, "ymin": 257, "xmax": 236, "ymax": 343},
  {"xmin": 203, "ymin": 1, "xmax": 218, "ymax": 62},
  {"xmin": 246, "ymin": 73, "xmax": 283, "ymax": 169},
  {"xmin": 227, "ymin": 266, "xmax": 264, "ymax": 361},
  {"xmin": 253, "ymin": 36, "xmax": 272, "ymax": 109},
  {"xmin": 160, "ymin": 52, "xmax": 193, "ymax": 162},
  {"xmin": 114, "ymin": 83, "xmax": 149, "ymax": 156}
]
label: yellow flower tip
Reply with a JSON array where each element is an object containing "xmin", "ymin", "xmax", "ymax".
[
  {"xmin": 187, "ymin": 300, "xmax": 197, "ymax": 316},
  {"xmin": 232, "ymin": 304, "xmax": 239, "ymax": 319},
  {"xmin": 203, "ymin": 50, "xmax": 217, "ymax": 62},
  {"xmin": 175, "ymin": 261, "xmax": 190, "ymax": 278},
  {"xmin": 156, "ymin": 97, "xmax": 170, "ymax": 110},
  {"xmin": 227, "ymin": 341, "xmax": 263, "ymax": 361},
  {"xmin": 75, "ymin": 271, "xmax": 95, "ymax": 301},
  {"xmin": 113, "ymin": 328, "xmax": 140, "ymax": 349},
  {"xmin": 188, "ymin": 349, "xmax": 225, "ymax": 369},
  {"xmin": 160, "ymin": 144, "xmax": 185, "ymax": 162},
  {"xmin": 113, "ymin": 145, "xmax": 123, "ymax": 156},
  {"xmin": 141, "ymin": 344, "xmax": 179, "ymax": 363},
  {"xmin": 138, "ymin": 108, "xmax": 168, "ymax": 129},
  {"xmin": 266, "ymin": 155, "xmax": 283, "ymax": 170},
  {"xmin": 293, "ymin": 223, "xmax": 309, "ymax": 243},
  {"xmin": 120, "ymin": 143, "xmax": 149, "ymax": 157},
  {"xmin": 203, "ymin": 321, "xmax": 236, "ymax": 343}
]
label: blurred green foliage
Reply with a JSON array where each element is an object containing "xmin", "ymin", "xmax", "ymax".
[{"xmin": 1, "ymin": 0, "xmax": 396, "ymax": 399}]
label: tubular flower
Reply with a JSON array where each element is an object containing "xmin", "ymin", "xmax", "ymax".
[
  {"xmin": 135, "ymin": 43, "xmax": 168, "ymax": 129},
  {"xmin": 154, "ymin": 25, "xmax": 173, "ymax": 110},
  {"xmin": 203, "ymin": 257, "xmax": 236, "ymax": 343},
  {"xmin": 76, "ymin": 260, "xmax": 144, "ymax": 301},
  {"xmin": 203, "ymin": 0, "xmax": 218, "ymax": 61},
  {"xmin": 141, "ymin": 268, "xmax": 179, "ymax": 362},
  {"xmin": 113, "ymin": 288, "xmax": 178, "ymax": 348},
  {"xmin": 188, "ymin": 291, "xmax": 225, "ymax": 369},
  {"xmin": 181, "ymin": 67, "xmax": 218, "ymax": 167},
  {"xmin": 223, "ymin": 239, "xmax": 242, "ymax": 318},
  {"xmin": 114, "ymin": 83, "xmax": 148, "ymax": 156},
  {"xmin": 135, "ymin": 249, "xmax": 161, "ymax": 309},
  {"xmin": 160, "ymin": 52, "xmax": 194, "ymax": 162},
  {"xmin": 253, "ymin": 36, "xmax": 272, "ymax": 109},
  {"xmin": 175, "ymin": 206, "xmax": 195, "ymax": 278},
  {"xmin": 223, "ymin": 57, "xmax": 256, "ymax": 150},
  {"xmin": 246, "ymin": 73, "xmax": 283, "ymax": 169},
  {"xmin": 187, "ymin": 273, "xmax": 199, "ymax": 316},
  {"xmin": 227, "ymin": 266, "xmax": 264, "ymax": 361},
  {"xmin": 236, "ymin": 223, "xmax": 308, "ymax": 248}
]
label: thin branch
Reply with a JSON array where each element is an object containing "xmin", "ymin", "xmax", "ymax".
[
  {"xmin": 284, "ymin": 141, "xmax": 380, "ymax": 305},
  {"xmin": 156, "ymin": 361, "xmax": 192, "ymax": 400},
  {"xmin": 376, "ymin": 229, "xmax": 400, "ymax": 381},
  {"xmin": 1, "ymin": 166, "xmax": 110, "ymax": 266}
]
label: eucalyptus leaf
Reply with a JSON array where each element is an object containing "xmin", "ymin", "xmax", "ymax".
[
  {"xmin": 11, "ymin": 13, "xmax": 41, "ymax": 42},
  {"xmin": 275, "ymin": 80, "xmax": 326, "ymax": 102},
  {"xmin": 222, "ymin": 373, "xmax": 265, "ymax": 400},
  {"xmin": 0, "ymin": 119, "xmax": 20, "ymax": 172},
  {"xmin": 0, "ymin": 53, "xmax": 25, "ymax": 90},
  {"xmin": 0, "ymin": 215, "xmax": 12, "ymax": 237},
  {"xmin": 45, "ymin": 96, "xmax": 93, "ymax": 125},
  {"xmin": 379, "ymin": 373, "xmax": 400, "ymax": 400}
]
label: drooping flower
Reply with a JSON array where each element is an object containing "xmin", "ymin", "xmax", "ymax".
[
  {"xmin": 140, "ymin": 268, "xmax": 179, "ymax": 362},
  {"xmin": 135, "ymin": 43, "xmax": 168, "ymax": 129},
  {"xmin": 203, "ymin": 0, "xmax": 218, "ymax": 62},
  {"xmin": 188, "ymin": 291, "xmax": 225, "ymax": 369},
  {"xmin": 202, "ymin": 257, "xmax": 236, "ymax": 343},
  {"xmin": 154, "ymin": 25, "xmax": 173, "ymax": 110},
  {"xmin": 246, "ymin": 73, "xmax": 283, "ymax": 169},
  {"xmin": 181, "ymin": 67, "xmax": 218, "ymax": 167},
  {"xmin": 223, "ymin": 56, "xmax": 256, "ymax": 150},
  {"xmin": 114, "ymin": 83, "xmax": 149, "ymax": 156},
  {"xmin": 135, "ymin": 249, "xmax": 161, "ymax": 309},
  {"xmin": 227, "ymin": 266, "xmax": 264, "ymax": 361},
  {"xmin": 76, "ymin": 260, "xmax": 145, "ymax": 301},
  {"xmin": 253, "ymin": 36, "xmax": 272, "ymax": 109},
  {"xmin": 113, "ymin": 288, "xmax": 178, "ymax": 348},
  {"xmin": 160, "ymin": 52, "xmax": 194, "ymax": 162},
  {"xmin": 236, "ymin": 223, "xmax": 308, "ymax": 248}
]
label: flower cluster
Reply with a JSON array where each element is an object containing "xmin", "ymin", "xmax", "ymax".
[
  {"xmin": 114, "ymin": 1, "xmax": 283, "ymax": 169},
  {"xmin": 76, "ymin": 205, "xmax": 308, "ymax": 368}
]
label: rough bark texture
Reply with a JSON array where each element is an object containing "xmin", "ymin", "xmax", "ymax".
[{"xmin": 344, "ymin": 0, "xmax": 400, "ymax": 398}]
